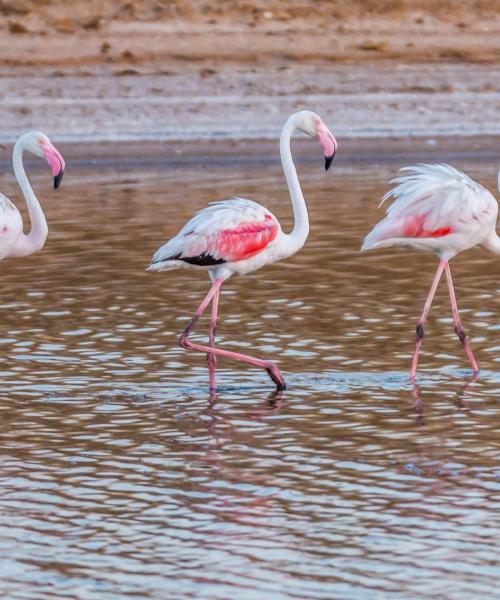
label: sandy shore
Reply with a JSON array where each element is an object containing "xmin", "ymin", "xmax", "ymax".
[
  {"xmin": 0, "ymin": 1, "xmax": 499, "ymax": 146},
  {"xmin": 1, "ymin": 62, "xmax": 499, "ymax": 145},
  {"xmin": 2, "ymin": 1, "xmax": 499, "ymax": 66}
]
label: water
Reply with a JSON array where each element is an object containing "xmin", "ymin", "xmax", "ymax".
[{"xmin": 0, "ymin": 152, "xmax": 499, "ymax": 599}]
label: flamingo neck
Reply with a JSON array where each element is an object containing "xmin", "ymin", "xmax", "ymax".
[
  {"xmin": 482, "ymin": 229, "xmax": 500, "ymax": 255},
  {"xmin": 280, "ymin": 116, "xmax": 309, "ymax": 253},
  {"xmin": 12, "ymin": 138, "xmax": 48, "ymax": 256}
]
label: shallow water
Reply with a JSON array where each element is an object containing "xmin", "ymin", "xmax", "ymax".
[{"xmin": 0, "ymin": 152, "xmax": 499, "ymax": 599}]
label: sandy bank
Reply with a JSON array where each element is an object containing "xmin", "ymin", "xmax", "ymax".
[
  {"xmin": 2, "ymin": 1, "xmax": 499, "ymax": 67},
  {"xmin": 0, "ymin": 1, "xmax": 499, "ymax": 145},
  {"xmin": 1, "ymin": 63, "xmax": 499, "ymax": 144}
]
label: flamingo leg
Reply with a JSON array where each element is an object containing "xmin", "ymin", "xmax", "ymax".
[
  {"xmin": 410, "ymin": 259, "xmax": 446, "ymax": 380},
  {"xmin": 444, "ymin": 262, "xmax": 479, "ymax": 375},
  {"xmin": 207, "ymin": 283, "xmax": 220, "ymax": 391},
  {"xmin": 180, "ymin": 279, "xmax": 286, "ymax": 391}
]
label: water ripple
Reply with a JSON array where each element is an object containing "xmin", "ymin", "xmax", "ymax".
[{"xmin": 0, "ymin": 163, "xmax": 498, "ymax": 599}]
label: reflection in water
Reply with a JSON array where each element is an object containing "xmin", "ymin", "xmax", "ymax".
[{"xmin": 0, "ymin": 159, "xmax": 498, "ymax": 599}]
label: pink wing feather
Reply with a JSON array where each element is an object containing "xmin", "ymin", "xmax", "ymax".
[
  {"xmin": 213, "ymin": 213, "xmax": 278, "ymax": 261},
  {"xmin": 362, "ymin": 164, "xmax": 497, "ymax": 251},
  {"xmin": 150, "ymin": 198, "xmax": 280, "ymax": 268}
]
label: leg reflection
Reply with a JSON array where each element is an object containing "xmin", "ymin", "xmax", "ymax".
[{"xmin": 410, "ymin": 373, "xmax": 479, "ymax": 419}]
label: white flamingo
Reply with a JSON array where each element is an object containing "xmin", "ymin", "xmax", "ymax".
[
  {"xmin": 148, "ymin": 111, "xmax": 337, "ymax": 392},
  {"xmin": 362, "ymin": 164, "xmax": 500, "ymax": 379},
  {"xmin": 0, "ymin": 131, "xmax": 65, "ymax": 259}
]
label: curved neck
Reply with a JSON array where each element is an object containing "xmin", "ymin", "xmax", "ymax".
[
  {"xmin": 280, "ymin": 117, "xmax": 309, "ymax": 251},
  {"xmin": 482, "ymin": 229, "xmax": 500, "ymax": 254},
  {"xmin": 12, "ymin": 139, "xmax": 48, "ymax": 255}
]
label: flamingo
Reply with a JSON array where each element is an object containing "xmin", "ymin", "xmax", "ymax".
[
  {"xmin": 0, "ymin": 131, "xmax": 65, "ymax": 260},
  {"xmin": 362, "ymin": 164, "xmax": 500, "ymax": 379},
  {"xmin": 148, "ymin": 110, "xmax": 337, "ymax": 392}
]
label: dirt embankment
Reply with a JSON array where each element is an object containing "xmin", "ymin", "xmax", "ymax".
[
  {"xmin": 1, "ymin": 0, "xmax": 499, "ymax": 69},
  {"xmin": 0, "ymin": 1, "xmax": 498, "ymax": 147}
]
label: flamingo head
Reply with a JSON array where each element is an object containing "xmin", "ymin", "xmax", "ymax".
[
  {"xmin": 293, "ymin": 110, "xmax": 338, "ymax": 171},
  {"xmin": 21, "ymin": 131, "xmax": 65, "ymax": 189}
]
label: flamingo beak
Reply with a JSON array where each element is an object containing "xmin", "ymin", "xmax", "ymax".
[
  {"xmin": 41, "ymin": 141, "xmax": 65, "ymax": 190},
  {"xmin": 325, "ymin": 152, "xmax": 335, "ymax": 171},
  {"xmin": 54, "ymin": 170, "xmax": 64, "ymax": 189},
  {"xmin": 317, "ymin": 122, "xmax": 337, "ymax": 171}
]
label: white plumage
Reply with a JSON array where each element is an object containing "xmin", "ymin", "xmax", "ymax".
[
  {"xmin": 362, "ymin": 162, "xmax": 500, "ymax": 379},
  {"xmin": 148, "ymin": 197, "xmax": 289, "ymax": 278},
  {"xmin": 150, "ymin": 197, "xmax": 280, "ymax": 267},
  {"xmin": 0, "ymin": 193, "xmax": 23, "ymax": 259},
  {"xmin": 362, "ymin": 164, "xmax": 498, "ymax": 259},
  {"xmin": 0, "ymin": 131, "xmax": 65, "ymax": 261}
]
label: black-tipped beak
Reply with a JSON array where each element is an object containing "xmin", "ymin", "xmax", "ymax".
[
  {"xmin": 324, "ymin": 152, "xmax": 335, "ymax": 171},
  {"xmin": 54, "ymin": 170, "xmax": 64, "ymax": 189}
]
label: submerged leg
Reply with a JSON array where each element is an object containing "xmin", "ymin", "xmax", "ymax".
[
  {"xmin": 444, "ymin": 262, "xmax": 479, "ymax": 375},
  {"xmin": 410, "ymin": 259, "xmax": 446, "ymax": 380},
  {"xmin": 207, "ymin": 283, "xmax": 220, "ymax": 391},
  {"xmin": 180, "ymin": 279, "xmax": 286, "ymax": 391}
]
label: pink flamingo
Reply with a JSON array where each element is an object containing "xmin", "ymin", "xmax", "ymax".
[
  {"xmin": 362, "ymin": 164, "xmax": 500, "ymax": 379},
  {"xmin": 148, "ymin": 111, "xmax": 337, "ymax": 391},
  {"xmin": 0, "ymin": 131, "xmax": 65, "ymax": 259}
]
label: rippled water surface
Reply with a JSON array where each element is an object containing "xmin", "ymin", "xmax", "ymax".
[{"xmin": 1, "ymin": 151, "xmax": 499, "ymax": 599}]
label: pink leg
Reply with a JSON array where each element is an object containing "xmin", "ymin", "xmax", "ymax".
[
  {"xmin": 207, "ymin": 283, "xmax": 220, "ymax": 391},
  {"xmin": 444, "ymin": 262, "xmax": 479, "ymax": 375},
  {"xmin": 410, "ymin": 259, "xmax": 446, "ymax": 380},
  {"xmin": 180, "ymin": 279, "xmax": 286, "ymax": 391}
]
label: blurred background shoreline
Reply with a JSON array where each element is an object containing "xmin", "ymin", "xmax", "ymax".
[{"xmin": 1, "ymin": 0, "xmax": 499, "ymax": 150}]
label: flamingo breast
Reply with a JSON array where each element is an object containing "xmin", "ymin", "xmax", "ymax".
[{"xmin": 0, "ymin": 193, "xmax": 23, "ymax": 259}]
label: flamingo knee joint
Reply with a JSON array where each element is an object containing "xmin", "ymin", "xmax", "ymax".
[{"xmin": 455, "ymin": 326, "xmax": 467, "ymax": 344}]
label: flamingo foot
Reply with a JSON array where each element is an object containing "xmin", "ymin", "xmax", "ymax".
[
  {"xmin": 179, "ymin": 279, "xmax": 288, "ymax": 392},
  {"xmin": 265, "ymin": 364, "xmax": 287, "ymax": 391},
  {"xmin": 453, "ymin": 325, "xmax": 479, "ymax": 375}
]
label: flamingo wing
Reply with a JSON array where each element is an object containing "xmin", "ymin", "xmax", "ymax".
[
  {"xmin": 150, "ymin": 198, "xmax": 280, "ymax": 269},
  {"xmin": 362, "ymin": 164, "xmax": 498, "ymax": 251}
]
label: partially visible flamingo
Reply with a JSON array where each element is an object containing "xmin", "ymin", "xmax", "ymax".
[
  {"xmin": 148, "ymin": 111, "xmax": 337, "ymax": 392},
  {"xmin": 0, "ymin": 131, "xmax": 65, "ymax": 259},
  {"xmin": 362, "ymin": 164, "xmax": 500, "ymax": 379}
]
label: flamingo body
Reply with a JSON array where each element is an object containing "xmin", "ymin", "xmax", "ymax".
[
  {"xmin": 1, "ymin": 131, "xmax": 65, "ymax": 261},
  {"xmin": 363, "ymin": 163, "xmax": 500, "ymax": 379},
  {"xmin": 149, "ymin": 198, "xmax": 293, "ymax": 278},
  {"xmin": 362, "ymin": 164, "xmax": 498, "ymax": 258},
  {"xmin": 0, "ymin": 193, "xmax": 24, "ymax": 259},
  {"xmin": 149, "ymin": 111, "xmax": 337, "ymax": 391}
]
